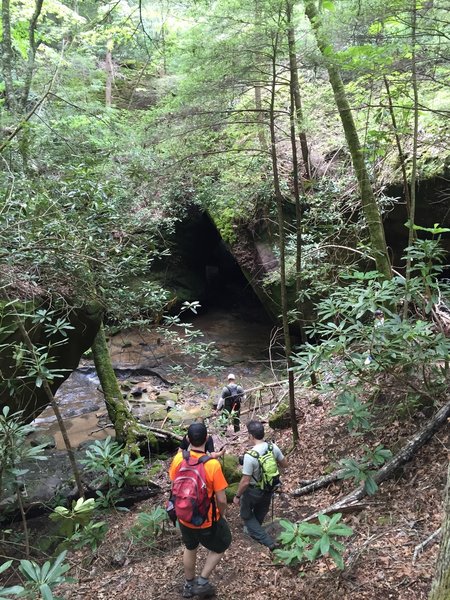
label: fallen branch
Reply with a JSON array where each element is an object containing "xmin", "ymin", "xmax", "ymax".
[
  {"xmin": 240, "ymin": 398, "xmax": 277, "ymax": 416},
  {"xmin": 140, "ymin": 425, "xmax": 183, "ymax": 442},
  {"xmin": 243, "ymin": 379, "xmax": 288, "ymax": 394},
  {"xmin": 302, "ymin": 397, "xmax": 450, "ymax": 521},
  {"xmin": 292, "ymin": 468, "xmax": 349, "ymax": 496},
  {"xmin": 412, "ymin": 527, "xmax": 442, "ymax": 564}
]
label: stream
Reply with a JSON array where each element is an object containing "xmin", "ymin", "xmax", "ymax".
[{"xmin": 31, "ymin": 308, "xmax": 278, "ymax": 450}]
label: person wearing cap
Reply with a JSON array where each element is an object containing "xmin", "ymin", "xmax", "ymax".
[
  {"xmin": 179, "ymin": 418, "xmax": 226, "ymax": 459},
  {"xmin": 169, "ymin": 422, "xmax": 231, "ymax": 598},
  {"xmin": 216, "ymin": 373, "xmax": 246, "ymax": 432}
]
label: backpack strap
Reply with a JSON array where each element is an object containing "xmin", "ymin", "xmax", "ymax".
[
  {"xmin": 245, "ymin": 449, "xmax": 262, "ymax": 486},
  {"xmin": 182, "ymin": 450, "xmax": 211, "ymax": 465}
]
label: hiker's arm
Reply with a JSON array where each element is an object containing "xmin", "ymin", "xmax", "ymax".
[
  {"xmin": 210, "ymin": 446, "xmax": 226, "ymax": 459},
  {"xmin": 233, "ymin": 474, "xmax": 251, "ymax": 504},
  {"xmin": 278, "ymin": 457, "xmax": 288, "ymax": 469},
  {"xmin": 216, "ymin": 489, "xmax": 227, "ymax": 516}
]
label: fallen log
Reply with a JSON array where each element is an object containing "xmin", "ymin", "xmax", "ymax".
[
  {"xmin": 302, "ymin": 396, "xmax": 450, "ymax": 521},
  {"xmin": 140, "ymin": 424, "xmax": 183, "ymax": 442},
  {"xmin": 292, "ymin": 468, "xmax": 349, "ymax": 496}
]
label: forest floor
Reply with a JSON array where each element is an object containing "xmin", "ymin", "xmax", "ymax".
[{"xmin": 54, "ymin": 385, "xmax": 448, "ymax": 600}]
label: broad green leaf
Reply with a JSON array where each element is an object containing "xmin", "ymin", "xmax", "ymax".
[
  {"xmin": 329, "ymin": 547, "xmax": 345, "ymax": 570},
  {"xmin": 0, "ymin": 561, "xmax": 13, "ymax": 575},
  {"xmin": 320, "ymin": 534, "xmax": 330, "ymax": 555},
  {"xmin": 40, "ymin": 583, "xmax": 54, "ymax": 600}
]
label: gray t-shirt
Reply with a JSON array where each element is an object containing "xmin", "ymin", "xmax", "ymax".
[{"xmin": 242, "ymin": 441, "xmax": 284, "ymax": 485}]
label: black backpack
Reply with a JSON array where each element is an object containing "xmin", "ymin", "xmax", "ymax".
[{"xmin": 225, "ymin": 384, "xmax": 243, "ymax": 408}]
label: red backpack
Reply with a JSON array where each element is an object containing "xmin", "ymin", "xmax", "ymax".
[{"xmin": 171, "ymin": 451, "xmax": 213, "ymax": 526}]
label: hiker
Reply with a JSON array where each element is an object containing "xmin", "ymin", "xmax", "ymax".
[
  {"xmin": 233, "ymin": 420, "xmax": 287, "ymax": 551},
  {"xmin": 179, "ymin": 431, "xmax": 226, "ymax": 460},
  {"xmin": 179, "ymin": 418, "xmax": 226, "ymax": 460},
  {"xmin": 216, "ymin": 373, "xmax": 246, "ymax": 432},
  {"xmin": 169, "ymin": 422, "xmax": 231, "ymax": 598}
]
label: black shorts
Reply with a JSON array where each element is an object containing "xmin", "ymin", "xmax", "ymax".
[{"xmin": 179, "ymin": 517, "xmax": 232, "ymax": 553}]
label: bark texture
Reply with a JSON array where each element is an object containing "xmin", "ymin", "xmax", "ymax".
[
  {"xmin": 429, "ymin": 460, "xmax": 450, "ymax": 600},
  {"xmin": 269, "ymin": 29, "xmax": 299, "ymax": 443},
  {"xmin": 304, "ymin": 0, "xmax": 391, "ymax": 280},
  {"xmin": 1, "ymin": 0, "xmax": 16, "ymax": 110}
]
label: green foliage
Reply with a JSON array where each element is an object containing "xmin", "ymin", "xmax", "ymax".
[
  {"xmin": 68, "ymin": 520, "xmax": 108, "ymax": 552},
  {"xmin": 274, "ymin": 513, "xmax": 353, "ymax": 570},
  {"xmin": 0, "ymin": 551, "xmax": 72, "ymax": 600},
  {"xmin": 330, "ymin": 391, "xmax": 372, "ymax": 433},
  {"xmin": 49, "ymin": 498, "xmax": 96, "ymax": 537},
  {"xmin": 338, "ymin": 445, "xmax": 392, "ymax": 495},
  {"xmin": 292, "ymin": 242, "xmax": 450, "ymax": 418},
  {"xmin": 214, "ymin": 408, "xmax": 238, "ymax": 429},
  {"xmin": 128, "ymin": 507, "xmax": 168, "ymax": 548},
  {"xmin": 80, "ymin": 437, "xmax": 145, "ymax": 507},
  {"xmin": 160, "ymin": 302, "xmax": 222, "ymax": 376},
  {"xmin": 0, "ymin": 406, "xmax": 47, "ymax": 503}
]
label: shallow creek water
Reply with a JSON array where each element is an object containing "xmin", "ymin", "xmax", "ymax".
[{"xmin": 32, "ymin": 309, "xmax": 278, "ymax": 449}]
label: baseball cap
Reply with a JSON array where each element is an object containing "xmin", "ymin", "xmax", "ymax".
[
  {"xmin": 227, "ymin": 373, "xmax": 236, "ymax": 380},
  {"xmin": 187, "ymin": 422, "xmax": 208, "ymax": 446}
]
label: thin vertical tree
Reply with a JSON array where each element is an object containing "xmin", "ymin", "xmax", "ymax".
[
  {"xmin": 429, "ymin": 459, "xmax": 450, "ymax": 600},
  {"xmin": 304, "ymin": 0, "xmax": 392, "ymax": 280},
  {"xmin": 268, "ymin": 21, "xmax": 299, "ymax": 443}
]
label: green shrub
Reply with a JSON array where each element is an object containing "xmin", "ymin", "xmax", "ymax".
[
  {"xmin": 128, "ymin": 507, "xmax": 168, "ymax": 548},
  {"xmin": 274, "ymin": 513, "xmax": 353, "ymax": 570}
]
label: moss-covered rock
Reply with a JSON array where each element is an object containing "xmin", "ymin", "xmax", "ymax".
[
  {"xmin": 157, "ymin": 391, "xmax": 179, "ymax": 406},
  {"xmin": 221, "ymin": 454, "xmax": 241, "ymax": 484},
  {"xmin": 225, "ymin": 482, "xmax": 239, "ymax": 503},
  {"xmin": 268, "ymin": 402, "xmax": 290, "ymax": 429}
]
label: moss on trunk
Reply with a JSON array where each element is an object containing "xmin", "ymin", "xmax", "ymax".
[{"xmin": 91, "ymin": 323, "xmax": 157, "ymax": 454}]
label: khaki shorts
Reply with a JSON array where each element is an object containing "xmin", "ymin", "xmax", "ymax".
[{"xmin": 179, "ymin": 517, "xmax": 232, "ymax": 553}]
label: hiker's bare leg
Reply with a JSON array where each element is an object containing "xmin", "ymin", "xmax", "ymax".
[
  {"xmin": 200, "ymin": 551, "xmax": 224, "ymax": 579},
  {"xmin": 183, "ymin": 548, "xmax": 197, "ymax": 580}
]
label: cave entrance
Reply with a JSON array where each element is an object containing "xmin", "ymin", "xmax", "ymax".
[{"xmin": 173, "ymin": 208, "xmax": 270, "ymax": 322}]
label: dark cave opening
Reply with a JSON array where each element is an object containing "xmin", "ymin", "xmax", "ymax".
[{"xmin": 172, "ymin": 208, "xmax": 270, "ymax": 322}]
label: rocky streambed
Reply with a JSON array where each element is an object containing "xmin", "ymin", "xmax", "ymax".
[{"xmin": 7, "ymin": 308, "xmax": 276, "ymax": 510}]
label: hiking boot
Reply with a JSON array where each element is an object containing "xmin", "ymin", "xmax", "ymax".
[
  {"xmin": 269, "ymin": 542, "xmax": 282, "ymax": 552},
  {"xmin": 191, "ymin": 580, "xmax": 216, "ymax": 597},
  {"xmin": 182, "ymin": 579, "xmax": 196, "ymax": 598}
]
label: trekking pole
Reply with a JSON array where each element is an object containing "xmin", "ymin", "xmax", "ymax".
[{"xmin": 271, "ymin": 491, "xmax": 275, "ymax": 523}]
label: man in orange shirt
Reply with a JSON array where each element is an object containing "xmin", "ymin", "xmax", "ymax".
[{"xmin": 169, "ymin": 422, "xmax": 231, "ymax": 598}]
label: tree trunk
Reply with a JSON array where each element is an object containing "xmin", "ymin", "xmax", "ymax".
[
  {"xmin": 91, "ymin": 323, "xmax": 160, "ymax": 455},
  {"xmin": 429, "ymin": 460, "xmax": 450, "ymax": 600},
  {"xmin": 268, "ymin": 28, "xmax": 299, "ymax": 444},
  {"xmin": 1, "ymin": 0, "xmax": 17, "ymax": 111},
  {"xmin": 286, "ymin": 0, "xmax": 311, "ymax": 180},
  {"xmin": 91, "ymin": 322, "xmax": 141, "ymax": 448},
  {"xmin": 11, "ymin": 309, "xmax": 84, "ymax": 498},
  {"xmin": 105, "ymin": 40, "xmax": 114, "ymax": 107},
  {"xmin": 286, "ymin": 0, "xmax": 316, "ymax": 385},
  {"xmin": 304, "ymin": 0, "xmax": 392, "ymax": 280},
  {"xmin": 383, "ymin": 76, "xmax": 411, "ymax": 217},
  {"xmin": 403, "ymin": 2, "xmax": 419, "ymax": 319},
  {"xmin": 21, "ymin": 0, "xmax": 44, "ymax": 111}
]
